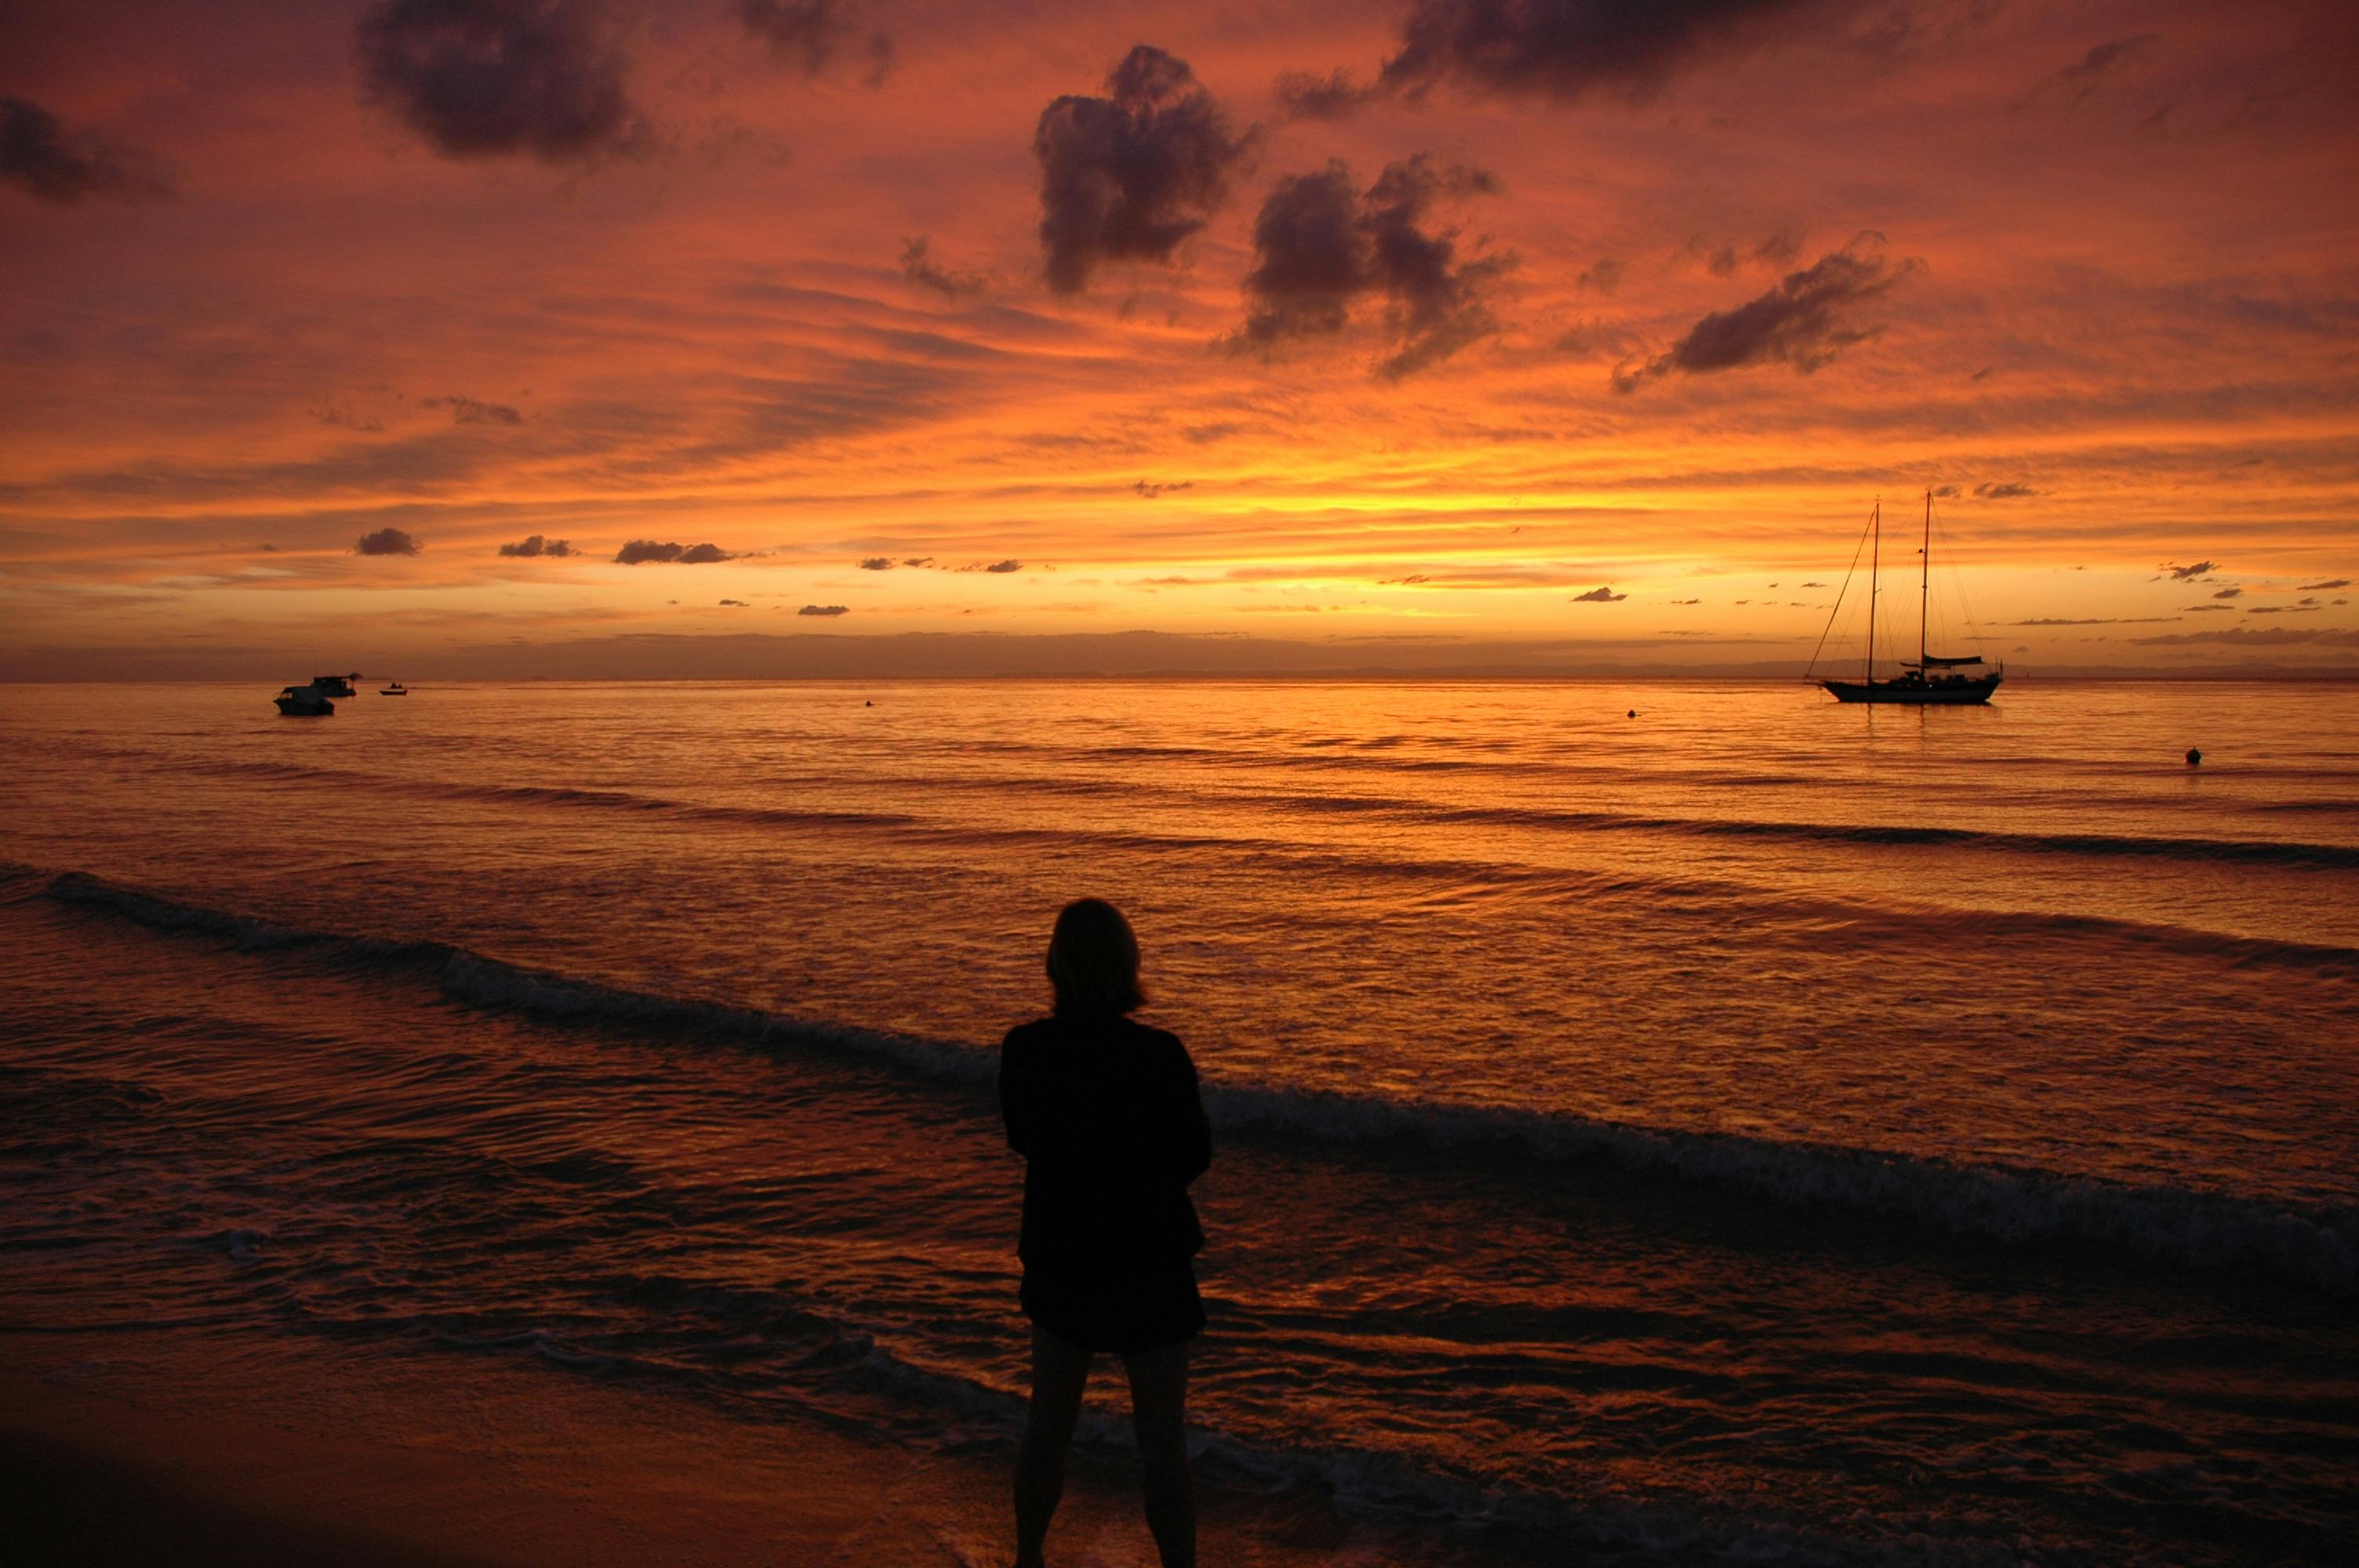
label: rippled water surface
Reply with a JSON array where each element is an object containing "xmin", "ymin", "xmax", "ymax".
[{"xmin": 3, "ymin": 678, "xmax": 2355, "ymax": 1565}]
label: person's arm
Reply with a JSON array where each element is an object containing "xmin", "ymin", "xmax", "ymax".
[
  {"xmin": 999, "ymin": 1029, "xmax": 1041, "ymax": 1159},
  {"xmin": 1168, "ymin": 1042, "xmax": 1212, "ymax": 1185}
]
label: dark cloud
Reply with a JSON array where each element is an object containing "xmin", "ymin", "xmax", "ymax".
[
  {"xmin": 355, "ymin": 0, "xmax": 650, "ymax": 165},
  {"xmin": 899, "ymin": 237, "xmax": 988, "ymax": 299},
  {"xmin": 2212, "ymin": 586, "xmax": 2242, "ymax": 599},
  {"xmin": 1378, "ymin": 0, "xmax": 1815, "ymax": 103},
  {"xmin": 1, "ymin": 97, "xmax": 174, "ymax": 205},
  {"xmin": 1134, "ymin": 480, "xmax": 1193, "ymax": 496},
  {"xmin": 2183, "ymin": 604, "xmax": 2237, "ymax": 612},
  {"xmin": 1931, "ymin": 484, "xmax": 1961, "ymax": 498},
  {"xmin": 2007, "ymin": 616, "xmax": 2180, "ymax": 626},
  {"xmin": 1576, "ymin": 257, "xmax": 1623, "ymax": 293},
  {"xmin": 718, "ymin": 597, "xmax": 750, "ymax": 607},
  {"xmin": 1034, "ymin": 45, "xmax": 1256, "ymax": 294},
  {"xmin": 423, "ymin": 394, "xmax": 522, "ymax": 425},
  {"xmin": 798, "ymin": 603, "xmax": 850, "ymax": 616},
  {"xmin": 1670, "ymin": 597, "xmax": 1700, "ymax": 604},
  {"xmin": 1974, "ymin": 481, "xmax": 2037, "ymax": 499},
  {"xmin": 902, "ymin": 556, "xmax": 935, "ymax": 568},
  {"xmin": 1572, "ymin": 586, "xmax": 1627, "ymax": 602},
  {"xmin": 984, "ymin": 559, "xmax": 1022, "ymax": 573},
  {"xmin": 1274, "ymin": 67, "xmax": 1379, "ymax": 121},
  {"xmin": 1235, "ymin": 163, "xmax": 1362, "ymax": 343},
  {"xmin": 614, "ymin": 539, "xmax": 736, "ymax": 564},
  {"xmin": 736, "ymin": 0, "xmax": 891, "ymax": 80},
  {"xmin": 1615, "ymin": 232, "xmax": 1919, "ymax": 391},
  {"xmin": 2299, "ymin": 579, "xmax": 2350, "ymax": 590},
  {"xmin": 1235, "ymin": 154, "xmax": 1508, "ymax": 378},
  {"xmin": 2161, "ymin": 560, "xmax": 2217, "ymax": 579},
  {"xmin": 355, "ymin": 527, "xmax": 422, "ymax": 556},
  {"xmin": 497, "ymin": 534, "xmax": 573, "ymax": 557},
  {"xmin": 857, "ymin": 556, "xmax": 895, "ymax": 569}
]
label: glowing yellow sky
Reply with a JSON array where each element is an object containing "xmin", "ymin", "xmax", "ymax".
[{"xmin": 3, "ymin": 0, "xmax": 2355, "ymax": 677}]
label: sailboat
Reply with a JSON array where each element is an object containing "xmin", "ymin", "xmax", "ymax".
[{"xmin": 1812, "ymin": 492, "xmax": 2002, "ymax": 706}]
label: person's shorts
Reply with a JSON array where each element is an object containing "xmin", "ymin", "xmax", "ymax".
[{"xmin": 1020, "ymin": 1258, "xmax": 1204, "ymax": 1354}]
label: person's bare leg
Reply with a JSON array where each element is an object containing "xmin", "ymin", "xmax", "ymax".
[
  {"xmin": 1014, "ymin": 1326, "xmax": 1092, "ymax": 1568},
  {"xmin": 1123, "ymin": 1341, "xmax": 1194, "ymax": 1568}
]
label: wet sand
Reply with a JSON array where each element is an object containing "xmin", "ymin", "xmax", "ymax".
[{"xmin": 1, "ymin": 1330, "xmax": 1462, "ymax": 1568}]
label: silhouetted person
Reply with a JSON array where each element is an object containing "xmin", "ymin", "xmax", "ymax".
[{"xmin": 1001, "ymin": 898, "xmax": 1211, "ymax": 1568}]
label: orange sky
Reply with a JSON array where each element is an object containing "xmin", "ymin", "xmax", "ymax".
[{"xmin": 3, "ymin": 0, "xmax": 2355, "ymax": 677}]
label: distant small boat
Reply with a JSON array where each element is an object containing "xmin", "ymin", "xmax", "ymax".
[
  {"xmin": 380, "ymin": 681, "xmax": 408, "ymax": 696},
  {"xmin": 274, "ymin": 684, "xmax": 335, "ymax": 716},
  {"xmin": 1812, "ymin": 492, "xmax": 2003, "ymax": 706},
  {"xmin": 311, "ymin": 672, "xmax": 361, "ymax": 699}
]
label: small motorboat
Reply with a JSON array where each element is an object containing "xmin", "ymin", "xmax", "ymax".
[
  {"xmin": 380, "ymin": 681, "xmax": 408, "ymax": 695},
  {"xmin": 274, "ymin": 684, "xmax": 334, "ymax": 716},
  {"xmin": 311, "ymin": 672, "xmax": 361, "ymax": 699}
]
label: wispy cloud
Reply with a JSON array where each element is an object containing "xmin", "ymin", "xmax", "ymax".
[
  {"xmin": 423, "ymin": 395, "xmax": 522, "ymax": 426},
  {"xmin": 0, "ymin": 97, "xmax": 173, "ymax": 204},
  {"xmin": 1616, "ymin": 233, "xmax": 1921, "ymax": 390}
]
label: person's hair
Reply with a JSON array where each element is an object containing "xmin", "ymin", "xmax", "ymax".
[{"xmin": 1045, "ymin": 898, "xmax": 1145, "ymax": 1016}]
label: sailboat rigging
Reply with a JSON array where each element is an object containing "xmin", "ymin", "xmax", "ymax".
[{"xmin": 1810, "ymin": 492, "xmax": 2002, "ymax": 705}]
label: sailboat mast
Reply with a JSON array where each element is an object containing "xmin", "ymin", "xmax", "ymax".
[
  {"xmin": 1866, "ymin": 499, "xmax": 1880, "ymax": 685},
  {"xmin": 1920, "ymin": 489, "xmax": 1932, "ymax": 673}
]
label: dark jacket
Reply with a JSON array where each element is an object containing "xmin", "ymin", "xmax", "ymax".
[{"xmin": 999, "ymin": 1012, "xmax": 1212, "ymax": 1275}]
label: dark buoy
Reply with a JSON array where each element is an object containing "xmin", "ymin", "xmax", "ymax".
[
  {"xmin": 2185, "ymin": 747, "xmax": 2201, "ymax": 766},
  {"xmin": 865, "ymin": 699, "xmax": 874, "ymax": 707},
  {"xmin": 1627, "ymin": 709, "xmax": 1637, "ymax": 718}
]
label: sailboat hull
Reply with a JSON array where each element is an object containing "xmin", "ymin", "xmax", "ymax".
[{"xmin": 1821, "ymin": 674, "xmax": 2001, "ymax": 705}]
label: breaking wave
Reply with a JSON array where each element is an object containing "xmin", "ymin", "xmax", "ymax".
[{"xmin": 34, "ymin": 866, "xmax": 2357, "ymax": 1298}]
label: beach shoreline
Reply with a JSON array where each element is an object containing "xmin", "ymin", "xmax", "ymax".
[
  {"xmin": 0, "ymin": 1333, "xmax": 962, "ymax": 1567},
  {"xmin": 0, "ymin": 1328, "xmax": 1457, "ymax": 1568}
]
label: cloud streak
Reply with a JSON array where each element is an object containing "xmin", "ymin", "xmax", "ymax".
[
  {"xmin": 423, "ymin": 395, "xmax": 522, "ymax": 426},
  {"xmin": 1616, "ymin": 233, "xmax": 1920, "ymax": 390}
]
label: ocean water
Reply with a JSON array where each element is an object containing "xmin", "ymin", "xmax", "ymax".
[{"xmin": 2, "ymin": 677, "xmax": 2354, "ymax": 1565}]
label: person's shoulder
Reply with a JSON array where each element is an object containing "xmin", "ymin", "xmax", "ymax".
[
  {"xmin": 1001, "ymin": 1016, "xmax": 1060, "ymax": 1054},
  {"xmin": 1121, "ymin": 1017, "xmax": 1189, "ymax": 1058}
]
